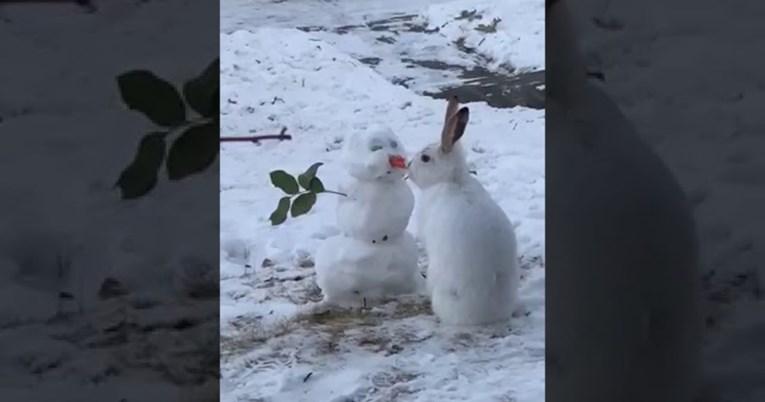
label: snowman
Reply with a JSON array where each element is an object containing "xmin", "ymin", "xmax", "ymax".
[{"xmin": 314, "ymin": 126, "xmax": 421, "ymax": 308}]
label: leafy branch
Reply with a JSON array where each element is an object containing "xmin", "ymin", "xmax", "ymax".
[
  {"xmin": 268, "ymin": 162, "xmax": 347, "ymax": 225},
  {"xmin": 115, "ymin": 58, "xmax": 219, "ymax": 199}
]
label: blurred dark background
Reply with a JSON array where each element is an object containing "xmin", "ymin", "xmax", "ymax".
[
  {"xmin": 547, "ymin": 1, "xmax": 764, "ymax": 401},
  {"xmin": 0, "ymin": 1, "xmax": 219, "ymax": 400}
]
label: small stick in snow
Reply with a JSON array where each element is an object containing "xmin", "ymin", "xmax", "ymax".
[
  {"xmin": 220, "ymin": 127, "xmax": 292, "ymax": 143},
  {"xmin": 303, "ymin": 372, "xmax": 313, "ymax": 382}
]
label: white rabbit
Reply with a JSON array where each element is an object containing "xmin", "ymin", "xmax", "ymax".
[
  {"xmin": 336, "ymin": 126, "xmax": 413, "ymax": 243},
  {"xmin": 546, "ymin": 2, "xmax": 701, "ymax": 402},
  {"xmin": 407, "ymin": 97, "xmax": 519, "ymax": 325}
]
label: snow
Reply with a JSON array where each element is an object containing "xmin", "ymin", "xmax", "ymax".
[
  {"xmin": 220, "ymin": 0, "xmax": 544, "ymax": 401},
  {"xmin": 314, "ymin": 126, "xmax": 422, "ymax": 305},
  {"xmin": 567, "ymin": 1, "xmax": 765, "ymax": 401},
  {"xmin": 315, "ymin": 231, "xmax": 421, "ymax": 307},
  {"xmin": 419, "ymin": 0, "xmax": 545, "ymax": 71},
  {"xmin": 222, "ymin": 0, "xmax": 543, "ymax": 95}
]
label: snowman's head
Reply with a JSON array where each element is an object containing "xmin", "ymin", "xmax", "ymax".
[{"xmin": 343, "ymin": 126, "xmax": 408, "ymax": 182}]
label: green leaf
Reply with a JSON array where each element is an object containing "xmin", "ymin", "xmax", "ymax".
[
  {"xmin": 270, "ymin": 170, "xmax": 299, "ymax": 194},
  {"xmin": 269, "ymin": 197, "xmax": 291, "ymax": 225},
  {"xmin": 291, "ymin": 192, "xmax": 317, "ymax": 217},
  {"xmin": 116, "ymin": 132, "xmax": 166, "ymax": 199},
  {"xmin": 309, "ymin": 177, "xmax": 325, "ymax": 193},
  {"xmin": 166, "ymin": 121, "xmax": 219, "ymax": 180},
  {"xmin": 117, "ymin": 70, "xmax": 186, "ymax": 127},
  {"xmin": 297, "ymin": 162, "xmax": 323, "ymax": 189},
  {"xmin": 183, "ymin": 59, "xmax": 219, "ymax": 118}
]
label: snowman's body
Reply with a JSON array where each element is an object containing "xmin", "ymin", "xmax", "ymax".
[
  {"xmin": 336, "ymin": 179, "xmax": 414, "ymax": 242},
  {"xmin": 315, "ymin": 231, "xmax": 418, "ymax": 306},
  {"xmin": 314, "ymin": 127, "xmax": 421, "ymax": 307}
]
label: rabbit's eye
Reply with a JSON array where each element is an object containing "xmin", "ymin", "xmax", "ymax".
[
  {"xmin": 370, "ymin": 145, "xmax": 383, "ymax": 152},
  {"xmin": 420, "ymin": 154, "xmax": 431, "ymax": 162},
  {"xmin": 390, "ymin": 140, "xmax": 398, "ymax": 148}
]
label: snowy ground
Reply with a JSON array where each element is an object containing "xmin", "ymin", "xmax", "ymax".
[
  {"xmin": 220, "ymin": 1, "xmax": 544, "ymax": 401},
  {"xmin": 568, "ymin": 1, "xmax": 765, "ymax": 401},
  {"xmin": 222, "ymin": 0, "xmax": 544, "ymax": 109},
  {"xmin": 0, "ymin": 1, "xmax": 218, "ymax": 400}
]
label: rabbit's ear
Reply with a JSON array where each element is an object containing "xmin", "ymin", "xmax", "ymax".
[
  {"xmin": 440, "ymin": 96, "xmax": 459, "ymax": 151},
  {"xmin": 441, "ymin": 107, "xmax": 470, "ymax": 153},
  {"xmin": 443, "ymin": 96, "xmax": 459, "ymax": 126},
  {"xmin": 451, "ymin": 107, "xmax": 469, "ymax": 144}
]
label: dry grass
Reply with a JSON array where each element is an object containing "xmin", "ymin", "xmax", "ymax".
[{"xmin": 220, "ymin": 296, "xmax": 433, "ymax": 363}]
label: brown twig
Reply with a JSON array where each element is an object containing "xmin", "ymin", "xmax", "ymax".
[
  {"xmin": 5, "ymin": 0, "xmax": 96, "ymax": 12},
  {"xmin": 220, "ymin": 127, "xmax": 292, "ymax": 143}
]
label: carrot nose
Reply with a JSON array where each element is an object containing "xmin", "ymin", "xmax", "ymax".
[{"xmin": 389, "ymin": 155, "xmax": 407, "ymax": 169}]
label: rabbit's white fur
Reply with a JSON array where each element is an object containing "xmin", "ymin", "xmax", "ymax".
[{"xmin": 408, "ymin": 124, "xmax": 519, "ymax": 326}]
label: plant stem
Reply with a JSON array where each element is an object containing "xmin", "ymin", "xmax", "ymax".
[
  {"xmin": 321, "ymin": 190, "xmax": 348, "ymax": 197},
  {"xmin": 164, "ymin": 118, "xmax": 215, "ymax": 138}
]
